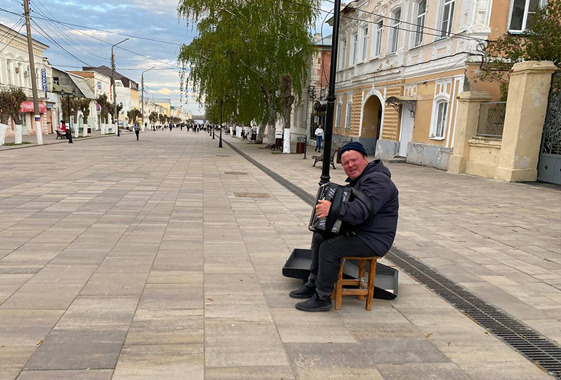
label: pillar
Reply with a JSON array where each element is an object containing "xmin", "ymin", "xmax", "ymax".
[
  {"xmin": 494, "ymin": 61, "xmax": 557, "ymax": 182},
  {"xmin": 448, "ymin": 91, "xmax": 492, "ymax": 174}
]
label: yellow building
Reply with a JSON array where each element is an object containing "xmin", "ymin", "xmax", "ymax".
[{"xmin": 330, "ymin": 0, "xmax": 533, "ymax": 169}]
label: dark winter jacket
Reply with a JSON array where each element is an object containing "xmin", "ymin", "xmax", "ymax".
[{"xmin": 338, "ymin": 160, "xmax": 399, "ymax": 256}]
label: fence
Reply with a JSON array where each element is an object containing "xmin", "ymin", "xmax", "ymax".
[{"xmin": 477, "ymin": 102, "xmax": 506, "ymax": 138}]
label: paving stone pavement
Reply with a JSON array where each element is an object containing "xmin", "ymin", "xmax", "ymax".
[{"xmin": 0, "ymin": 130, "xmax": 557, "ymax": 380}]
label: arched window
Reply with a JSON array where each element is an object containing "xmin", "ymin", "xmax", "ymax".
[
  {"xmin": 430, "ymin": 95, "xmax": 450, "ymax": 140},
  {"xmin": 389, "ymin": 8, "xmax": 401, "ymax": 53}
]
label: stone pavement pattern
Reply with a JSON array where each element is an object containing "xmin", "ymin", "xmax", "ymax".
[
  {"xmin": 224, "ymin": 136, "xmax": 561, "ymax": 345},
  {"xmin": 0, "ymin": 130, "xmax": 556, "ymax": 380}
]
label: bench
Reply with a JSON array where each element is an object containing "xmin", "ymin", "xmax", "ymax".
[
  {"xmin": 312, "ymin": 148, "xmax": 337, "ymax": 170},
  {"xmin": 55, "ymin": 130, "xmax": 67, "ymax": 139},
  {"xmin": 332, "ymin": 256, "xmax": 380, "ymax": 311}
]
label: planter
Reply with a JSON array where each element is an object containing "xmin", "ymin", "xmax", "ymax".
[{"xmin": 0, "ymin": 123, "xmax": 7, "ymax": 145}]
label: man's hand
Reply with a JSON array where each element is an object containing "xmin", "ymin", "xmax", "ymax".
[{"xmin": 315, "ymin": 200, "xmax": 332, "ymax": 218}]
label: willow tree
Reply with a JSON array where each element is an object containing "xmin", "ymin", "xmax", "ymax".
[{"xmin": 177, "ymin": 0, "xmax": 319, "ymax": 141}]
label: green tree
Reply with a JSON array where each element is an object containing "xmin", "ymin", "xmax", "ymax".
[
  {"xmin": 149, "ymin": 111, "xmax": 158, "ymax": 124},
  {"xmin": 0, "ymin": 88, "xmax": 13, "ymax": 125},
  {"xmin": 127, "ymin": 108, "xmax": 141, "ymax": 124},
  {"xmin": 8, "ymin": 87, "xmax": 27, "ymax": 125},
  {"xmin": 158, "ymin": 114, "xmax": 165, "ymax": 124},
  {"xmin": 78, "ymin": 98, "xmax": 91, "ymax": 124},
  {"xmin": 97, "ymin": 94, "xmax": 110, "ymax": 124},
  {"xmin": 481, "ymin": 2, "xmax": 561, "ymax": 98},
  {"xmin": 177, "ymin": 0, "xmax": 319, "ymax": 141}
]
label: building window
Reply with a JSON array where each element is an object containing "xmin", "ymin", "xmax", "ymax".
[
  {"xmin": 361, "ymin": 26, "xmax": 368, "ymax": 62},
  {"xmin": 509, "ymin": 0, "xmax": 547, "ymax": 33},
  {"xmin": 440, "ymin": 0, "xmax": 456, "ymax": 37},
  {"xmin": 340, "ymin": 39, "xmax": 347, "ymax": 69},
  {"xmin": 389, "ymin": 9, "xmax": 401, "ymax": 54},
  {"xmin": 7, "ymin": 60, "xmax": 13, "ymax": 85},
  {"xmin": 430, "ymin": 99, "xmax": 449, "ymax": 139},
  {"xmin": 372, "ymin": 21, "xmax": 383, "ymax": 58},
  {"xmin": 336, "ymin": 103, "xmax": 342, "ymax": 129},
  {"xmin": 345, "ymin": 102, "xmax": 352, "ymax": 129},
  {"xmin": 350, "ymin": 32, "xmax": 358, "ymax": 65},
  {"xmin": 414, "ymin": 0, "xmax": 427, "ymax": 47}
]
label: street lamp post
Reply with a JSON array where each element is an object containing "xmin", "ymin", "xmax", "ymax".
[
  {"xmin": 320, "ymin": 0, "xmax": 342, "ymax": 185},
  {"xmin": 219, "ymin": 95, "xmax": 229, "ymax": 148},
  {"xmin": 111, "ymin": 38, "xmax": 129, "ymax": 136},
  {"xmin": 141, "ymin": 67, "xmax": 154, "ymax": 130}
]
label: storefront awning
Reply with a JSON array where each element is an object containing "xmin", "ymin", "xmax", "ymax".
[{"xmin": 19, "ymin": 101, "xmax": 47, "ymax": 114}]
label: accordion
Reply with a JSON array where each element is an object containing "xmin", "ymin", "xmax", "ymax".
[{"xmin": 309, "ymin": 182, "xmax": 353, "ymax": 236}]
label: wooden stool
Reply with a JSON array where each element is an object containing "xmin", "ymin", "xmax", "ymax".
[{"xmin": 332, "ymin": 256, "xmax": 379, "ymax": 311}]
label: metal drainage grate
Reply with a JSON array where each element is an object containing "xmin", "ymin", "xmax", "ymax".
[
  {"xmin": 226, "ymin": 138, "xmax": 561, "ymax": 380},
  {"xmin": 387, "ymin": 247, "xmax": 561, "ymax": 380},
  {"xmin": 224, "ymin": 171, "xmax": 248, "ymax": 175},
  {"xmin": 234, "ymin": 192, "xmax": 270, "ymax": 198}
]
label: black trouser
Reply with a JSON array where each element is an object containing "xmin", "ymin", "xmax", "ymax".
[
  {"xmin": 307, "ymin": 233, "xmax": 376, "ymax": 297},
  {"xmin": 135, "ymin": 130, "xmax": 139, "ymax": 140}
]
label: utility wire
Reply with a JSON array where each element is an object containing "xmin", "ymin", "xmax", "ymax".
[
  {"xmin": 31, "ymin": 19, "xmax": 93, "ymax": 66},
  {"xmin": 26, "ymin": 12, "xmax": 182, "ymax": 46},
  {"xmin": 31, "ymin": 0, "xmax": 109, "ymax": 65},
  {"xmin": 0, "ymin": 16, "xmax": 23, "ymax": 43},
  {"xmin": 322, "ymin": 0, "xmax": 486, "ymax": 43},
  {"xmin": 0, "ymin": 19, "xmax": 25, "ymax": 53},
  {"xmin": 286, "ymin": 0, "xmax": 485, "ymax": 43}
]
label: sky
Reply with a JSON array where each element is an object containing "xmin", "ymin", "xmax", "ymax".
[{"xmin": 0, "ymin": 0, "xmax": 334, "ymax": 115}]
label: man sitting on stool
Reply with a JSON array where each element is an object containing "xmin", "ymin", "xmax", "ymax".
[{"xmin": 290, "ymin": 141, "xmax": 399, "ymax": 312}]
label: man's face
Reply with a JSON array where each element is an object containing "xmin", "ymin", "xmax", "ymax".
[{"xmin": 341, "ymin": 150, "xmax": 368, "ymax": 180}]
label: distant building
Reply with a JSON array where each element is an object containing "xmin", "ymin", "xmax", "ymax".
[
  {"xmin": 0, "ymin": 23, "xmax": 53, "ymax": 135},
  {"xmin": 290, "ymin": 33, "xmax": 332, "ymax": 144}
]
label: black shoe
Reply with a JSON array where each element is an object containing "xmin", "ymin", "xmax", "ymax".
[
  {"xmin": 289, "ymin": 283, "xmax": 316, "ymax": 299},
  {"xmin": 295, "ymin": 293, "xmax": 332, "ymax": 312}
]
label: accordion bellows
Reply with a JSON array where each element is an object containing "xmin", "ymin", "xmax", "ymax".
[{"xmin": 309, "ymin": 182, "xmax": 352, "ymax": 235}]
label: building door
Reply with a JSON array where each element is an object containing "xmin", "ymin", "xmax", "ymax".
[
  {"xmin": 362, "ymin": 95, "xmax": 383, "ymax": 154},
  {"xmin": 538, "ymin": 73, "xmax": 561, "ymax": 185},
  {"xmin": 399, "ymin": 106, "xmax": 414, "ymax": 157}
]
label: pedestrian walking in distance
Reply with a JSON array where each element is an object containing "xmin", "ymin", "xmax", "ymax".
[
  {"xmin": 134, "ymin": 122, "xmax": 140, "ymax": 140},
  {"xmin": 314, "ymin": 125, "xmax": 323, "ymax": 152}
]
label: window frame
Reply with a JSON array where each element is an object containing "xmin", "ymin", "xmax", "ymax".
[
  {"xmin": 350, "ymin": 31, "xmax": 359, "ymax": 66},
  {"xmin": 345, "ymin": 102, "xmax": 353, "ymax": 130},
  {"xmin": 388, "ymin": 8, "xmax": 401, "ymax": 54},
  {"xmin": 430, "ymin": 94, "xmax": 450, "ymax": 140},
  {"xmin": 339, "ymin": 38, "xmax": 347, "ymax": 69},
  {"xmin": 335, "ymin": 102, "xmax": 342, "ymax": 129},
  {"xmin": 414, "ymin": 0, "xmax": 427, "ymax": 47},
  {"xmin": 360, "ymin": 25, "xmax": 369, "ymax": 62},
  {"xmin": 439, "ymin": 0, "xmax": 456, "ymax": 38},
  {"xmin": 371, "ymin": 20, "xmax": 384, "ymax": 59},
  {"xmin": 508, "ymin": 0, "xmax": 548, "ymax": 34}
]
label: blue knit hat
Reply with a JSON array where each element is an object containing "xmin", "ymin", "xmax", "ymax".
[{"xmin": 338, "ymin": 141, "xmax": 368, "ymax": 160}]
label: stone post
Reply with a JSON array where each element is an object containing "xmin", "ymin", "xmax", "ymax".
[
  {"xmin": 494, "ymin": 61, "xmax": 557, "ymax": 182},
  {"xmin": 448, "ymin": 91, "xmax": 492, "ymax": 174}
]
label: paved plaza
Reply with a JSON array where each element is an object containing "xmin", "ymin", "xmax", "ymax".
[{"xmin": 0, "ymin": 130, "xmax": 559, "ymax": 380}]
